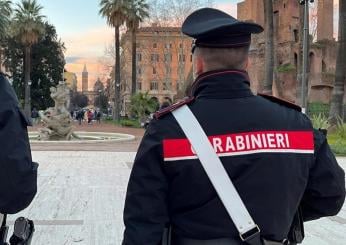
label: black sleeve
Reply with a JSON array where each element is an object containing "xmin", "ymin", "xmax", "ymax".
[
  {"xmin": 0, "ymin": 104, "xmax": 38, "ymax": 214},
  {"xmin": 301, "ymin": 129, "xmax": 345, "ymax": 221},
  {"xmin": 122, "ymin": 120, "xmax": 169, "ymax": 245}
]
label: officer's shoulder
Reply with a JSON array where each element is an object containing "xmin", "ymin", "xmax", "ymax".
[
  {"xmin": 154, "ymin": 97, "xmax": 195, "ymax": 119},
  {"xmin": 257, "ymin": 93, "xmax": 301, "ymax": 112}
]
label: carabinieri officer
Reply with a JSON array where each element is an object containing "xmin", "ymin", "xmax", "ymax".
[{"xmin": 122, "ymin": 8, "xmax": 345, "ymax": 245}]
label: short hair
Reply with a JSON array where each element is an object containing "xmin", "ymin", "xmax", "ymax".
[{"xmin": 195, "ymin": 46, "xmax": 250, "ymax": 70}]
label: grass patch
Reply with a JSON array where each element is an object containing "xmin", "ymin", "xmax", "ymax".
[
  {"xmin": 103, "ymin": 118, "xmax": 141, "ymax": 128},
  {"xmin": 328, "ymin": 133, "xmax": 346, "ymax": 155}
]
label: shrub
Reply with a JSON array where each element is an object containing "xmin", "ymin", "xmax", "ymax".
[
  {"xmin": 335, "ymin": 117, "xmax": 346, "ymax": 139},
  {"xmin": 119, "ymin": 119, "xmax": 140, "ymax": 128},
  {"xmin": 310, "ymin": 113, "xmax": 330, "ymax": 129},
  {"xmin": 276, "ymin": 63, "xmax": 296, "ymax": 73},
  {"xmin": 308, "ymin": 103, "xmax": 330, "ymax": 118}
]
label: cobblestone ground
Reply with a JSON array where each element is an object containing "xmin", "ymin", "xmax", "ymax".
[{"xmin": 9, "ymin": 124, "xmax": 345, "ymax": 244}]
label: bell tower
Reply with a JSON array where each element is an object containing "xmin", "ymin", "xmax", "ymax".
[{"xmin": 82, "ymin": 64, "xmax": 88, "ymax": 92}]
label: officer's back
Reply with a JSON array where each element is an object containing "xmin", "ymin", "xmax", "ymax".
[
  {"xmin": 122, "ymin": 8, "xmax": 345, "ymax": 245},
  {"xmin": 0, "ymin": 73, "xmax": 38, "ymax": 214}
]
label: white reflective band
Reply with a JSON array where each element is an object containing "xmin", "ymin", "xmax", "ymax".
[
  {"xmin": 0, "ymin": 213, "xmax": 3, "ymax": 225},
  {"xmin": 172, "ymin": 105, "xmax": 258, "ymax": 235}
]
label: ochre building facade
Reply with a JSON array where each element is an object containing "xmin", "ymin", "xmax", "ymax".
[{"xmin": 120, "ymin": 26, "xmax": 193, "ymax": 114}]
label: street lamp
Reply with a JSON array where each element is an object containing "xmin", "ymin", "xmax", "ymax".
[{"xmin": 299, "ymin": 0, "xmax": 314, "ymax": 114}]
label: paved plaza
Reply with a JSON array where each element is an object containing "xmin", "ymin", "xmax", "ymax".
[{"xmin": 8, "ymin": 124, "xmax": 346, "ymax": 245}]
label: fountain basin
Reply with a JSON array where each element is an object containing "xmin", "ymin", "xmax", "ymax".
[{"xmin": 29, "ymin": 131, "xmax": 135, "ymax": 144}]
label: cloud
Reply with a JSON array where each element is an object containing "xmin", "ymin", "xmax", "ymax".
[
  {"xmin": 62, "ymin": 25, "xmax": 114, "ymax": 58},
  {"xmin": 215, "ymin": 3, "xmax": 238, "ymax": 17}
]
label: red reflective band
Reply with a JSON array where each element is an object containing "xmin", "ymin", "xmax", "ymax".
[{"xmin": 163, "ymin": 131, "xmax": 314, "ymax": 161}]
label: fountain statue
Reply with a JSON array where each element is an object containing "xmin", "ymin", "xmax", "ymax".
[{"xmin": 38, "ymin": 81, "xmax": 74, "ymax": 140}]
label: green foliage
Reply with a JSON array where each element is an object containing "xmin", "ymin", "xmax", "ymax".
[
  {"xmin": 130, "ymin": 92, "xmax": 159, "ymax": 121},
  {"xmin": 2, "ymin": 22, "xmax": 65, "ymax": 110},
  {"xmin": 308, "ymin": 102, "xmax": 330, "ymax": 118},
  {"xmin": 276, "ymin": 63, "xmax": 296, "ymax": 73},
  {"xmin": 310, "ymin": 113, "xmax": 330, "ymax": 130},
  {"xmin": 328, "ymin": 132, "xmax": 346, "ymax": 155},
  {"xmin": 94, "ymin": 93, "xmax": 108, "ymax": 110},
  {"xmin": 335, "ymin": 117, "xmax": 346, "ymax": 139},
  {"xmin": 126, "ymin": 0, "xmax": 149, "ymax": 30},
  {"xmin": 71, "ymin": 92, "xmax": 88, "ymax": 108},
  {"xmin": 99, "ymin": 0, "xmax": 129, "ymax": 27},
  {"xmin": 119, "ymin": 119, "xmax": 140, "ymax": 127},
  {"xmin": 0, "ymin": 0, "xmax": 12, "ymax": 41},
  {"xmin": 11, "ymin": 0, "xmax": 45, "ymax": 46}
]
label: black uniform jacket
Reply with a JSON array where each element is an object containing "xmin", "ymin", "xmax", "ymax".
[
  {"xmin": 0, "ymin": 74, "xmax": 38, "ymax": 214},
  {"xmin": 123, "ymin": 70, "xmax": 345, "ymax": 244}
]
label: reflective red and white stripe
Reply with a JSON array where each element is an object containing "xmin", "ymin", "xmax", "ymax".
[{"xmin": 163, "ymin": 131, "xmax": 314, "ymax": 161}]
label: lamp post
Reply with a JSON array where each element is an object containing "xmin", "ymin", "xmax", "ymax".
[{"xmin": 299, "ymin": 0, "xmax": 314, "ymax": 114}]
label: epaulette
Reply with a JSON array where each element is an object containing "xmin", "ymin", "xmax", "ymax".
[
  {"xmin": 258, "ymin": 93, "xmax": 301, "ymax": 112},
  {"xmin": 154, "ymin": 97, "xmax": 195, "ymax": 119}
]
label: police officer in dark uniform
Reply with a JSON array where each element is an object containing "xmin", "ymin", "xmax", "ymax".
[
  {"xmin": 0, "ymin": 73, "xmax": 38, "ymax": 214},
  {"xmin": 122, "ymin": 8, "xmax": 345, "ymax": 245}
]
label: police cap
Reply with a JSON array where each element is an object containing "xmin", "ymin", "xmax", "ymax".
[{"xmin": 182, "ymin": 8, "xmax": 264, "ymax": 52}]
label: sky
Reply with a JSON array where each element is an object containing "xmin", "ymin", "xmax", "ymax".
[{"xmin": 22, "ymin": 0, "xmax": 337, "ymax": 90}]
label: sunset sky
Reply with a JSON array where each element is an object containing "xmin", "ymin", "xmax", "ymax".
[{"xmin": 26, "ymin": 0, "xmax": 338, "ymax": 90}]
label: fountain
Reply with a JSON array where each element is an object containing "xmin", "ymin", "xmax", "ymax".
[
  {"xmin": 29, "ymin": 81, "xmax": 135, "ymax": 143},
  {"xmin": 38, "ymin": 81, "xmax": 74, "ymax": 140}
]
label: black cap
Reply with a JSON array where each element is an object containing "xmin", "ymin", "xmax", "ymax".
[{"xmin": 182, "ymin": 8, "xmax": 264, "ymax": 51}]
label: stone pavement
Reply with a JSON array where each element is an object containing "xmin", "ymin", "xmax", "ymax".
[{"xmin": 7, "ymin": 151, "xmax": 346, "ymax": 245}]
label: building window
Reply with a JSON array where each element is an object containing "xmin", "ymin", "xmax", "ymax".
[
  {"xmin": 137, "ymin": 53, "xmax": 142, "ymax": 62},
  {"xmin": 293, "ymin": 29, "xmax": 298, "ymax": 42},
  {"xmin": 153, "ymin": 67, "xmax": 157, "ymax": 74},
  {"xmin": 151, "ymin": 54, "xmax": 159, "ymax": 62},
  {"xmin": 179, "ymin": 43, "xmax": 183, "ymax": 49},
  {"xmin": 163, "ymin": 80, "xmax": 171, "ymax": 90},
  {"xmin": 137, "ymin": 82, "xmax": 142, "ymax": 90},
  {"xmin": 166, "ymin": 66, "xmax": 172, "ymax": 74},
  {"xmin": 190, "ymin": 54, "xmax": 193, "ymax": 62},
  {"xmin": 165, "ymin": 43, "xmax": 172, "ymax": 49},
  {"xmin": 164, "ymin": 53, "xmax": 172, "ymax": 62},
  {"xmin": 153, "ymin": 43, "xmax": 157, "ymax": 48},
  {"xmin": 179, "ymin": 54, "xmax": 186, "ymax": 62},
  {"xmin": 150, "ymin": 81, "xmax": 158, "ymax": 90},
  {"xmin": 137, "ymin": 67, "xmax": 142, "ymax": 75}
]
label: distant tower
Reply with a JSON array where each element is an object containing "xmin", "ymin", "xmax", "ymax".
[
  {"xmin": 317, "ymin": 0, "xmax": 334, "ymax": 41},
  {"xmin": 82, "ymin": 64, "xmax": 88, "ymax": 92}
]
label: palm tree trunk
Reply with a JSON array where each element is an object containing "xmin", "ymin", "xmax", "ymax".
[
  {"xmin": 131, "ymin": 28, "xmax": 137, "ymax": 95},
  {"xmin": 296, "ymin": 4, "xmax": 304, "ymax": 104},
  {"xmin": 329, "ymin": 0, "xmax": 346, "ymax": 125},
  {"xmin": 114, "ymin": 26, "xmax": 121, "ymax": 121},
  {"xmin": 24, "ymin": 46, "xmax": 31, "ymax": 118},
  {"xmin": 263, "ymin": 0, "xmax": 274, "ymax": 95}
]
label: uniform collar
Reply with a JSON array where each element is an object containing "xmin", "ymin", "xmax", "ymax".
[{"xmin": 191, "ymin": 69, "xmax": 253, "ymax": 99}]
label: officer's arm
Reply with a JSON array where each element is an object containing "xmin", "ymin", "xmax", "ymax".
[
  {"xmin": 123, "ymin": 120, "xmax": 169, "ymax": 245},
  {"xmin": 0, "ymin": 104, "xmax": 38, "ymax": 214},
  {"xmin": 300, "ymin": 130, "xmax": 345, "ymax": 221}
]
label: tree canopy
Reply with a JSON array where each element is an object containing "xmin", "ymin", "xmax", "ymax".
[{"xmin": 2, "ymin": 22, "xmax": 65, "ymax": 110}]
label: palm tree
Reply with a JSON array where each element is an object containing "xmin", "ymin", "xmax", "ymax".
[
  {"xmin": 263, "ymin": 0, "xmax": 274, "ymax": 95},
  {"xmin": 126, "ymin": 0, "xmax": 149, "ymax": 95},
  {"xmin": 99, "ymin": 0, "xmax": 129, "ymax": 121},
  {"xmin": 12, "ymin": 0, "xmax": 45, "ymax": 117},
  {"xmin": 329, "ymin": 0, "xmax": 346, "ymax": 125},
  {"xmin": 0, "ymin": 0, "xmax": 12, "ymax": 41}
]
